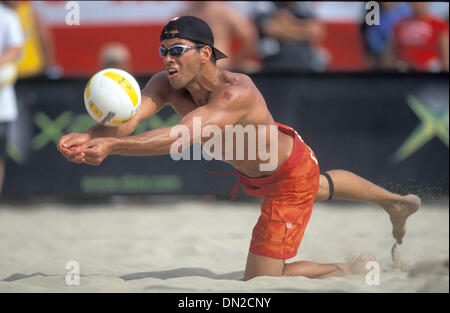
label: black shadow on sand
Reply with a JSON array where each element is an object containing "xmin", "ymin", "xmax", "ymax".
[{"xmin": 120, "ymin": 268, "xmax": 244, "ymax": 281}]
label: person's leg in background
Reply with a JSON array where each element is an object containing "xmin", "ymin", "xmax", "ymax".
[
  {"xmin": 0, "ymin": 123, "xmax": 9, "ymax": 195},
  {"xmin": 0, "ymin": 157, "xmax": 4, "ymax": 193}
]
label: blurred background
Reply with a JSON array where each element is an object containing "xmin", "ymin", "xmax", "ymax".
[{"xmin": 0, "ymin": 1, "xmax": 448, "ymax": 204}]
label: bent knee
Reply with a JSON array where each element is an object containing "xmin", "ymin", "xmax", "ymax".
[
  {"xmin": 315, "ymin": 174, "xmax": 330, "ymax": 202},
  {"xmin": 244, "ymin": 267, "xmax": 284, "ymax": 281},
  {"xmin": 244, "ymin": 252, "xmax": 284, "ymax": 280}
]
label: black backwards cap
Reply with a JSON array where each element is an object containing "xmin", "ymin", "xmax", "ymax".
[{"xmin": 160, "ymin": 16, "xmax": 227, "ymax": 60}]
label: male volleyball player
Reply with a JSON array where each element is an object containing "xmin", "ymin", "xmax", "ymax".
[{"xmin": 57, "ymin": 16, "xmax": 420, "ymax": 280}]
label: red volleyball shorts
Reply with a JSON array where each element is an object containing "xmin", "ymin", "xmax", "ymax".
[{"xmin": 234, "ymin": 123, "xmax": 320, "ymax": 259}]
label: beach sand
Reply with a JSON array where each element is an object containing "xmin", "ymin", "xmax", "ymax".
[{"xmin": 0, "ymin": 200, "xmax": 448, "ymax": 293}]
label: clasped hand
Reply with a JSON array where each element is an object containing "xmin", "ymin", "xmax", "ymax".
[{"xmin": 57, "ymin": 133, "xmax": 113, "ymax": 166}]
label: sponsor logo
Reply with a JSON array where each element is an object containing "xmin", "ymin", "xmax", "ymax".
[{"xmin": 392, "ymin": 93, "xmax": 449, "ymax": 164}]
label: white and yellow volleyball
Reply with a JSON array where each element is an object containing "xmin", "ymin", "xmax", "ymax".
[{"xmin": 84, "ymin": 68, "xmax": 141, "ymax": 126}]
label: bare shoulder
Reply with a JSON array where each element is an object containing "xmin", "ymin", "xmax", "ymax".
[
  {"xmin": 142, "ymin": 71, "xmax": 171, "ymax": 98},
  {"xmin": 210, "ymin": 71, "xmax": 255, "ymax": 107},
  {"xmin": 143, "ymin": 71, "xmax": 190, "ymax": 101}
]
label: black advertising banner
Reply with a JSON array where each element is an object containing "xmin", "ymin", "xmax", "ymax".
[
  {"xmin": 251, "ymin": 72, "xmax": 448, "ymax": 197},
  {"xmin": 6, "ymin": 77, "xmax": 237, "ymax": 198},
  {"xmin": 4, "ymin": 73, "xmax": 449, "ymax": 199}
]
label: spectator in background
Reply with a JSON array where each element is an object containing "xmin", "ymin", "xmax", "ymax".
[
  {"xmin": 0, "ymin": 1, "xmax": 24, "ymax": 194},
  {"xmin": 14, "ymin": 1, "xmax": 62, "ymax": 79},
  {"xmin": 99, "ymin": 42, "xmax": 131, "ymax": 71},
  {"xmin": 253, "ymin": 1, "xmax": 326, "ymax": 72},
  {"xmin": 361, "ymin": 2, "xmax": 412, "ymax": 70},
  {"xmin": 14, "ymin": 1, "xmax": 49, "ymax": 78},
  {"xmin": 178, "ymin": 1, "xmax": 260, "ymax": 72},
  {"xmin": 388, "ymin": 2, "xmax": 449, "ymax": 72}
]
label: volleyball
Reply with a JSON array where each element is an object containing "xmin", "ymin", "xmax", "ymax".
[{"xmin": 84, "ymin": 68, "xmax": 141, "ymax": 126}]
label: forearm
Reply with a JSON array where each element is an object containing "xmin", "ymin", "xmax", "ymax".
[
  {"xmin": 109, "ymin": 126, "xmax": 179, "ymax": 157},
  {"xmin": 262, "ymin": 19, "xmax": 298, "ymax": 41},
  {"xmin": 286, "ymin": 20, "xmax": 323, "ymax": 42},
  {"xmin": 0, "ymin": 46, "xmax": 22, "ymax": 66},
  {"xmin": 87, "ymin": 119, "xmax": 138, "ymax": 139},
  {"xmin": 262, "ymin": 18, "xmax": 317, "ymax": 42}
]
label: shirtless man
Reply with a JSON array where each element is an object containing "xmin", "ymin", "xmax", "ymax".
[{"xmin": 57, "ymin": 16, "xmax": 420, "ymax": 280}]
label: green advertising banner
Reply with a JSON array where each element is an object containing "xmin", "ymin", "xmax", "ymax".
[{"xmin": 4, "ymin": 73, "xmax": 448, "ymax": 199}]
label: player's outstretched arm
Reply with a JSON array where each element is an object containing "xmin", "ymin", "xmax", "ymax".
[
  {"xmin": 57, "ymin": 72, "xmax": 169, "ymax": 164},
  {"xmin": 78, "ymin": 86, "xmax": 251, "ymax": 166}
]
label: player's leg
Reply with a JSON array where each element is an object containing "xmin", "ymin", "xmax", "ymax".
[
  {"xmin": 283, "ymin": 251, "xmax": 377, "ymax": 278},
  {"xmin": 315, "ymin": 169, "xmax": 420, "ymax": 243},
  {"xmin": 244, "ymin": 251, "xmax": 376, "ymax": 280},
  {"xmin": 244, "ymin": 252, "xmax": 346, "ymax": 280},
  {"xmin": 243, "ymin": 252, "xmax": 284, "ymax": 280}
]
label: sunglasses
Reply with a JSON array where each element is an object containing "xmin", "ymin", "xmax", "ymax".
[{"xmin": 159, "ymin": 44, "xmax": 205, "ymax": 57}]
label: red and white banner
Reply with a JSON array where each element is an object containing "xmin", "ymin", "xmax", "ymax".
[
  {"xmin": 33, "ymin": 1, "xmax": 186, "ymax": 25},
  {"xmin": 28, "ymin": 1, "xmax": 383, "ymax": 76}
]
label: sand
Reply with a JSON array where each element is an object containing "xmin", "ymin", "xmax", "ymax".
[{"xmin": 0, "ymin": 200, "xmax": 448, "ymax": 293}]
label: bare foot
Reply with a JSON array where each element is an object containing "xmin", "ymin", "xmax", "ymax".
[
  {"xmin": 348, "ymin": 252, "xmax": 377, "ymax": 275},
  {"xmin": 391, "ymin": 243, "xmax": 409, "ymax": 271},
  {"xmin": 382, "ymin": 194, "xmax": 421, "ymax": 244}
]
